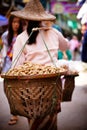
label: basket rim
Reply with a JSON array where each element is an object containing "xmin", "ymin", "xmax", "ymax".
[
  {"xmin": 1, "ymin": 71, "xmax": 66, "ymax": 79},
  {"xmin": 64, "ymin": 73, "xmax": 79, "ymax": 77}
]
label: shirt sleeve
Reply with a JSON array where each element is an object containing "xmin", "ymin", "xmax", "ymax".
[
  {"xmin": 53, "ymin": 28, "xmax": 70, "ymax": 51},
  {"xmin": 57, "ymin": 31, "xmax": 70, "ymax": 51}
]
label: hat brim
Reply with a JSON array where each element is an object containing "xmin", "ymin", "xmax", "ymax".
[{"xmin": 11, "ymin": 10, "xmax": 56, "ymax": 21}]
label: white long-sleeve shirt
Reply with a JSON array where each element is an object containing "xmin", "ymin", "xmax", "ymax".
[{"xmin": 12, "ymin": 28, "xmax": 69, "ymax": 67}]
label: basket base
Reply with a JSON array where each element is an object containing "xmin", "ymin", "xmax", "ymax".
[{"xmin": 4, "ymin": 76, "xmax": 62, "ymax": 118}]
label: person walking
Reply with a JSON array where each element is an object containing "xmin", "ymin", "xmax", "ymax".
[
  {"xmin": 69, "ymin": 34, "xmax": 80, "ymax": 60},
  {"xmin": 9, "ymin": 0, "xmax": 70, "ymax": 129},
  {"xmin": 1, "ymin": 15, "xmax": 23, "ymax": 125},
  {"xmin": 81, "ymin": 23, "xmax": 87, "ymax": 62}
]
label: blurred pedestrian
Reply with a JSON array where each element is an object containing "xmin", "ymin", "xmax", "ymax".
[
  {"xmin": 10, "ymin": 0, "xmax": 70, "ymax": 130},
  {"xmin": 81, "ymin": 23, "xmax": 87, "ymax": 62},
  {"xmin": 1, "ymin": 15, "xmax": 23, "ymax": 125},
  {"xmin": 69, "ymin": 34, "xmax": 81, "ymax": 60}
]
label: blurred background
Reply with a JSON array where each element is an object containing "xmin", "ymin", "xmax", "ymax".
[
  {"xmin": 0, "ymin": 0, "xmax": 83, "ymax": 35},
  {"xmin": 0, "ymin": 0, "xmax": 85, "ymax": 55},
  {"xmin": 0, "ymin": 1, "xmax": 87, "ymax": 130},
  {"xmin": 0, "ymin": 0, "xmax": 87, "ymax": 63}
]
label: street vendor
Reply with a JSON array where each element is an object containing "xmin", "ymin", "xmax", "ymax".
[{"xmin": 10, "ymin": 0, "xmax": 70, "ymax": 129}]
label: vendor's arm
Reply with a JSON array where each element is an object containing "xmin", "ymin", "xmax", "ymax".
[
  {"xmin": 53, "ymin": 28, "xmax": 70, "ymax": 51},
  {"xmin": 58, "ymin": 32, "xmax": 70, "ymax": 51}
]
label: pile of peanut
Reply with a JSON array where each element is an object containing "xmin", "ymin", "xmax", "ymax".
[{"xmin": 6, "ymin": 61, "xmax": 66, "ymax": 76}]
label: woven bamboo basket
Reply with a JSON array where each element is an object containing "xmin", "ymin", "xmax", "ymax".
[
  {"xmin": 2, "ymin": 73, "xmax": 63, "ymax": 119},
  {"xmin": 62, "ymin": 74, "xmax": 78, "ymax": 102}
]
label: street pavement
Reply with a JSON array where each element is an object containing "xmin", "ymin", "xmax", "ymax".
[
  {"xmin": 58, "ymin": 71, "xmax": 87, "ymax": 130},
  {"xmin": 0, "ymin": 68, "xmax": 87, "ymax": 130}
]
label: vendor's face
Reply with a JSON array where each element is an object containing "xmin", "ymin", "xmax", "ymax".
[{"xmin": 41, "ymin": 21, "xmax": 53, "ymax": 27}]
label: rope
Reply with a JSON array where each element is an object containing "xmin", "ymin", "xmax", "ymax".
[
  {"xmin": 11, "ymin": 31, "xmax": 33, "ymax": 68},
  {"xmin": 39, "ymin": 29, "xmax": 60, "ymax": 112},
  {"xmin": 39, "ymin": 30, "xmax": 56, "ymax": 67}
]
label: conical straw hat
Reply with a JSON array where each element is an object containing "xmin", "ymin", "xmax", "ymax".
[{"xmin": 11, "ymin": 0, "xmax": 56, "ymax": 21}]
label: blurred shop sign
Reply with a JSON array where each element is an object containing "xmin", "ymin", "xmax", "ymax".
[
  {"xmin": 52, "ymin": 3, "xmax": 64, "ymax": 14},
  {"xmin": 23, "ymin": 0, "xmax": 30, "ymax": 2},
  {"xmin": 51, "ymin": 1, "xmax": 81, "ymax": 14},
  {"xmin": 57, "ymin": 0, "xmax": 68, "ymax": 1}
]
